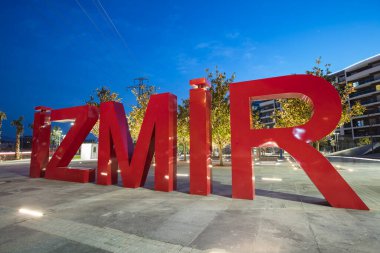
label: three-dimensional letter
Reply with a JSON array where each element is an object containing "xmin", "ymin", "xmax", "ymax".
[
  {"xmin": 30, "ymin": 106, "xmax": 52, "ymax": 178},
  {"xmin": 44, "ymin": 105, "xmax": 99, "ymax": 183},
  {"xmin": 97, "ymin": 93, "xmax": 177, "ymax": 191},
  {"xmin": 189, "ymin": 78, "xmax": 212, "ymax": 195},
  {"xmin": 230, "ymin": 75, "xmax": 368, "ymax": 210}
]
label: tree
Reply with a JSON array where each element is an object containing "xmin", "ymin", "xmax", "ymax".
[
  {"xmin": 127, "ymin": 84, "xmax": 156, "ymax": 141},
  {"xmin": 251, "ymin": 109, "xmax": 265, "ymax": 129},
  {"xmin": 306, "ymin": 57, "xmax": 365, "ymax": 128},
  {"xmin": 251, "ymin": 107, "xmax": 265, "ymax": 158},
  {"xmin": 11, "ymin": 116, "xmax": 24, "ymax": 160},
  {"xmin": 0, "ymin": 111, "xmax": 7, "ymax": 145},
  {"xmin": 177, "ymin": 99, "xmax": 190, "ymax": 161},
  {"xmin": 273, "ymin": 57, "xmax": 365, "ymax": 151},
  {"xmin": 207, "ymin": 67, "xmax": 235, "ymax": 166},
  {"xmin": 86, "ymin": 86, "xmax": 122, "ymax": 138},
  {"xmin": 357, "ymin": 137, "xmax": 371, "ymax": 146},
  {"xmin": 50, "ymin": 126, "xmax": 63, "ymax": 148}
]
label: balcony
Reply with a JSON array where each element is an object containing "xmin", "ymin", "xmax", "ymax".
[
  {"xmin": 353, "ymin": 123, "xmax": 380, "ymax": 138},
  {"xmin": 349, "ymin": 87, "xmax": 380, "ymax": 99},
  {"xmin": 353, "ymin": 134, "xmax": 380, "ymax": 139},
  {"xmin": 352, "ymin": 112, "xmax": 380, "ymax": 120},
  {"xmin": 346, "ymin": 65, "xmax": 380, "ymax": 82},
  {"xmin": 350, "ymin": 75, "xmax": 380, "ymax": 90},
  {"xmin": 260, "ymin": 107, "xmax": 276, "ymax": 113},
  {"xmin": 259, "ymin": 100, "xmax": 275, "ymax": 107},
  {"xmin": 260, "ymin": 114, "xmax": 272, "ymax": 119},
  {"xmin": 352, "ymin": 123, "xmax": 380, "ymax": 130},
  {"xmin": 357, "ymin": 98, "xmax": 380, "ymax": 107}
]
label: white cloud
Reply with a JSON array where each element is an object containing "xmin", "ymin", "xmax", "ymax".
[
  {"xmin": 176, "ymin": 53, "xmax": 200, "ymax": 74},
  {"xmin": 195, "ymin": 41, "xmax": 218, "ymax": 49},
  {"xmin": 195, "ymin": 40, "xmax": 256, "ymax": 61}
]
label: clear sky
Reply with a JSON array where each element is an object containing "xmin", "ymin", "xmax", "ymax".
[{"xmin": 1, "ymin": 0, "xmax": 380, "ymax": 139}]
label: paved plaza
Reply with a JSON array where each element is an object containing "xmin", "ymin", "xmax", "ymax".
[{"xmin": 0, "ymin": 157, "xmax": 379, "ymax": 253}]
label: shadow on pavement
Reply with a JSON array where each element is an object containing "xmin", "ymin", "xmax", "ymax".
[
  {"xmin": 256, "ymin": 188, "xmax": 330, "ymax": 206},
  {"xmin": 141, "ymin": 173, "xmax": 328, "ymax": 207}
]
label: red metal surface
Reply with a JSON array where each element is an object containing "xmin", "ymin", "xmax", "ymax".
[
  {"xmin": 97, "ymin": 101, "xmax": 133, "ymax": 186},
  {"xmin": 230, "ymin": 75, "xmax": 368, "ymax": 210},
  {"xmin": 44, "ymin": 105, "xmax": 99, "ymax": 183},
  {"xmin": 190, "ymin": 77, "xmax": 211, "ymax": 89},
  {"xmin": 97, "ymin": 93, "xmax": 177, "ymax": 192},
  {"xmin": 189, "ymin": 78, "xmax": 212, "ymax": 195},
  {"xmin": 30, "ymin": 106, "xmax": 52, "ymax": 178}
]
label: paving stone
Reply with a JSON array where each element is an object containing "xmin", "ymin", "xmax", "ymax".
[{"xmin": 0, "ymin": 159, "xmax": 379, "ymax": 252}]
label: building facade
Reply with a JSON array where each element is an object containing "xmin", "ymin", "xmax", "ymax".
[
  {"xmin": 331, "ymin": 54, "xmax": 380, "ymax": 144},
  {"xmin": 252, "ymin": 100, "xmax": 280, "ymax": 128},
  {"xmin": 251, "ymin": 54, "xmax": 380, "ymax": 150}
]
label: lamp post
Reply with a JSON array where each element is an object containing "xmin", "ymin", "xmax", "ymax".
[
  {"xmin": 369, "ymin": 113, "xmax": 374, "ymax": 153},
  {"xmin": 333, "ymin": 132, "xmax": 340, "ymax": 152},
  {"xmin": 57, "ymin": 129, "xmax": 63, "ymax": 146}
]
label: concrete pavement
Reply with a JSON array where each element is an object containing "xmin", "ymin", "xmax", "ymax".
[{"xmin": 0, "ymin": 158, "xmax": 379, "ymax": 253}]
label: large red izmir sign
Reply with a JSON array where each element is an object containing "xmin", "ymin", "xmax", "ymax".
[{"xmin": 30, "ymin": 75, "xmax": 369, "ymax": 210}]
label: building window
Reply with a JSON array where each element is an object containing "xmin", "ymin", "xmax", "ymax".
[{"xmin": 357, "ymin": 120, "xmax": 364, "ymax": 127}]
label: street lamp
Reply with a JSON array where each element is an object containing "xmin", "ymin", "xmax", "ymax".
[
  {"xmin": 333, "ymin": 132, "xmax": 340, "ymax": 152},
  {"xmin": 57, "ymin": 129, "xmax": 63, "ymax": 146},
  {"xmin": 369, "ymin": 113, "xmax": 374, "ymax": 153}
]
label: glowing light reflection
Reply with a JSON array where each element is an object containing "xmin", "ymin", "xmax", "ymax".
[
  {"xmin": 262, "ymin": 177, "xmax": 282, "ymax": 181},
  {"xmin": 292, "ymin": 127, "xmax": 306, "ymax": 140},
  {"xmin": 19, "ymin": 208, "xmax": 43, "ymax": 217}
]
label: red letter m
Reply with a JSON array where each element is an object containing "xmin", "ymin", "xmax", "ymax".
[{"xmin": 97, "ymin": 93, "xmax": 177, "ymax": 192}]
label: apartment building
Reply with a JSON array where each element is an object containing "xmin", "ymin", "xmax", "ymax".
[
  {"xmin": 331, "ymin": 54, "xmax": 380, "ymax": 143},
  {"xmin": 251, "ymin": 54, "xmax": 380, "ymax": 148},
  {"xmin": 251, "ymin": 100, "xmax": 280, "ymax": 128}
]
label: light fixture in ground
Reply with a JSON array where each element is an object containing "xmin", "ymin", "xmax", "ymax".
[
  {"xmin": 18, "ymin": 208, "xmax": 43, "ymax": 217},
  {"xmin": 261, "ymin": 177, "xmax": 282, "ymax": 182}
]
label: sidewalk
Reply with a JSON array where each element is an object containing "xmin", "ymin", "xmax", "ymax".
[{"xmin": 0, "ymin": 160, "xmax": 379, "ymax": 253}]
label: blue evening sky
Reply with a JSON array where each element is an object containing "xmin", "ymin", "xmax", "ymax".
[{"xmin": 1, "ymin": 0, "xmax": 380, "ymax": 139}]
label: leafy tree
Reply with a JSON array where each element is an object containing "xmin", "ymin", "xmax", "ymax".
[
  {"xmin": 251, "ymin": 110, "xmax": 265, "ymax": 129},
  {"xmin": 11, "ymin": 116, "xmax": 24, "ymax": 160},
  {"xmin": 273, "ymin": 57, "xmax": 365, "ymax": 151},
  {"xmin": 357, "ymin": 137, "xmax": 371, "ymax": 146},
  {"xmin": 0, "ymin": 111, "xmax": 7, "ymax": 145},
  {"xmin": 127, "ymin": 84, "xmax": 156, "ymax": 141},
  {"xmin": 272, "ymin": 98, "xmax": 312, "ymax": 128},
  {"xmin": 177, "ymin": 99, "xmax": 190, "ymax": 161},
  {"xmin": 251, "ymin": 107, "xmax": 266, "ymax": 158},
  {"xmin": 207, "ymin": 67, "xmax": 235, "ymax": 166},
  {"xmin": 307, "ymin": 57, "xmax": 365, "ymax": 128},
  {"xmin": 50, "ymin": 126, "xmax": 63, "ymax": 148},
  {"xmin": 86, "ymin": 86, "xmax": 122, "ymax": 138}
]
